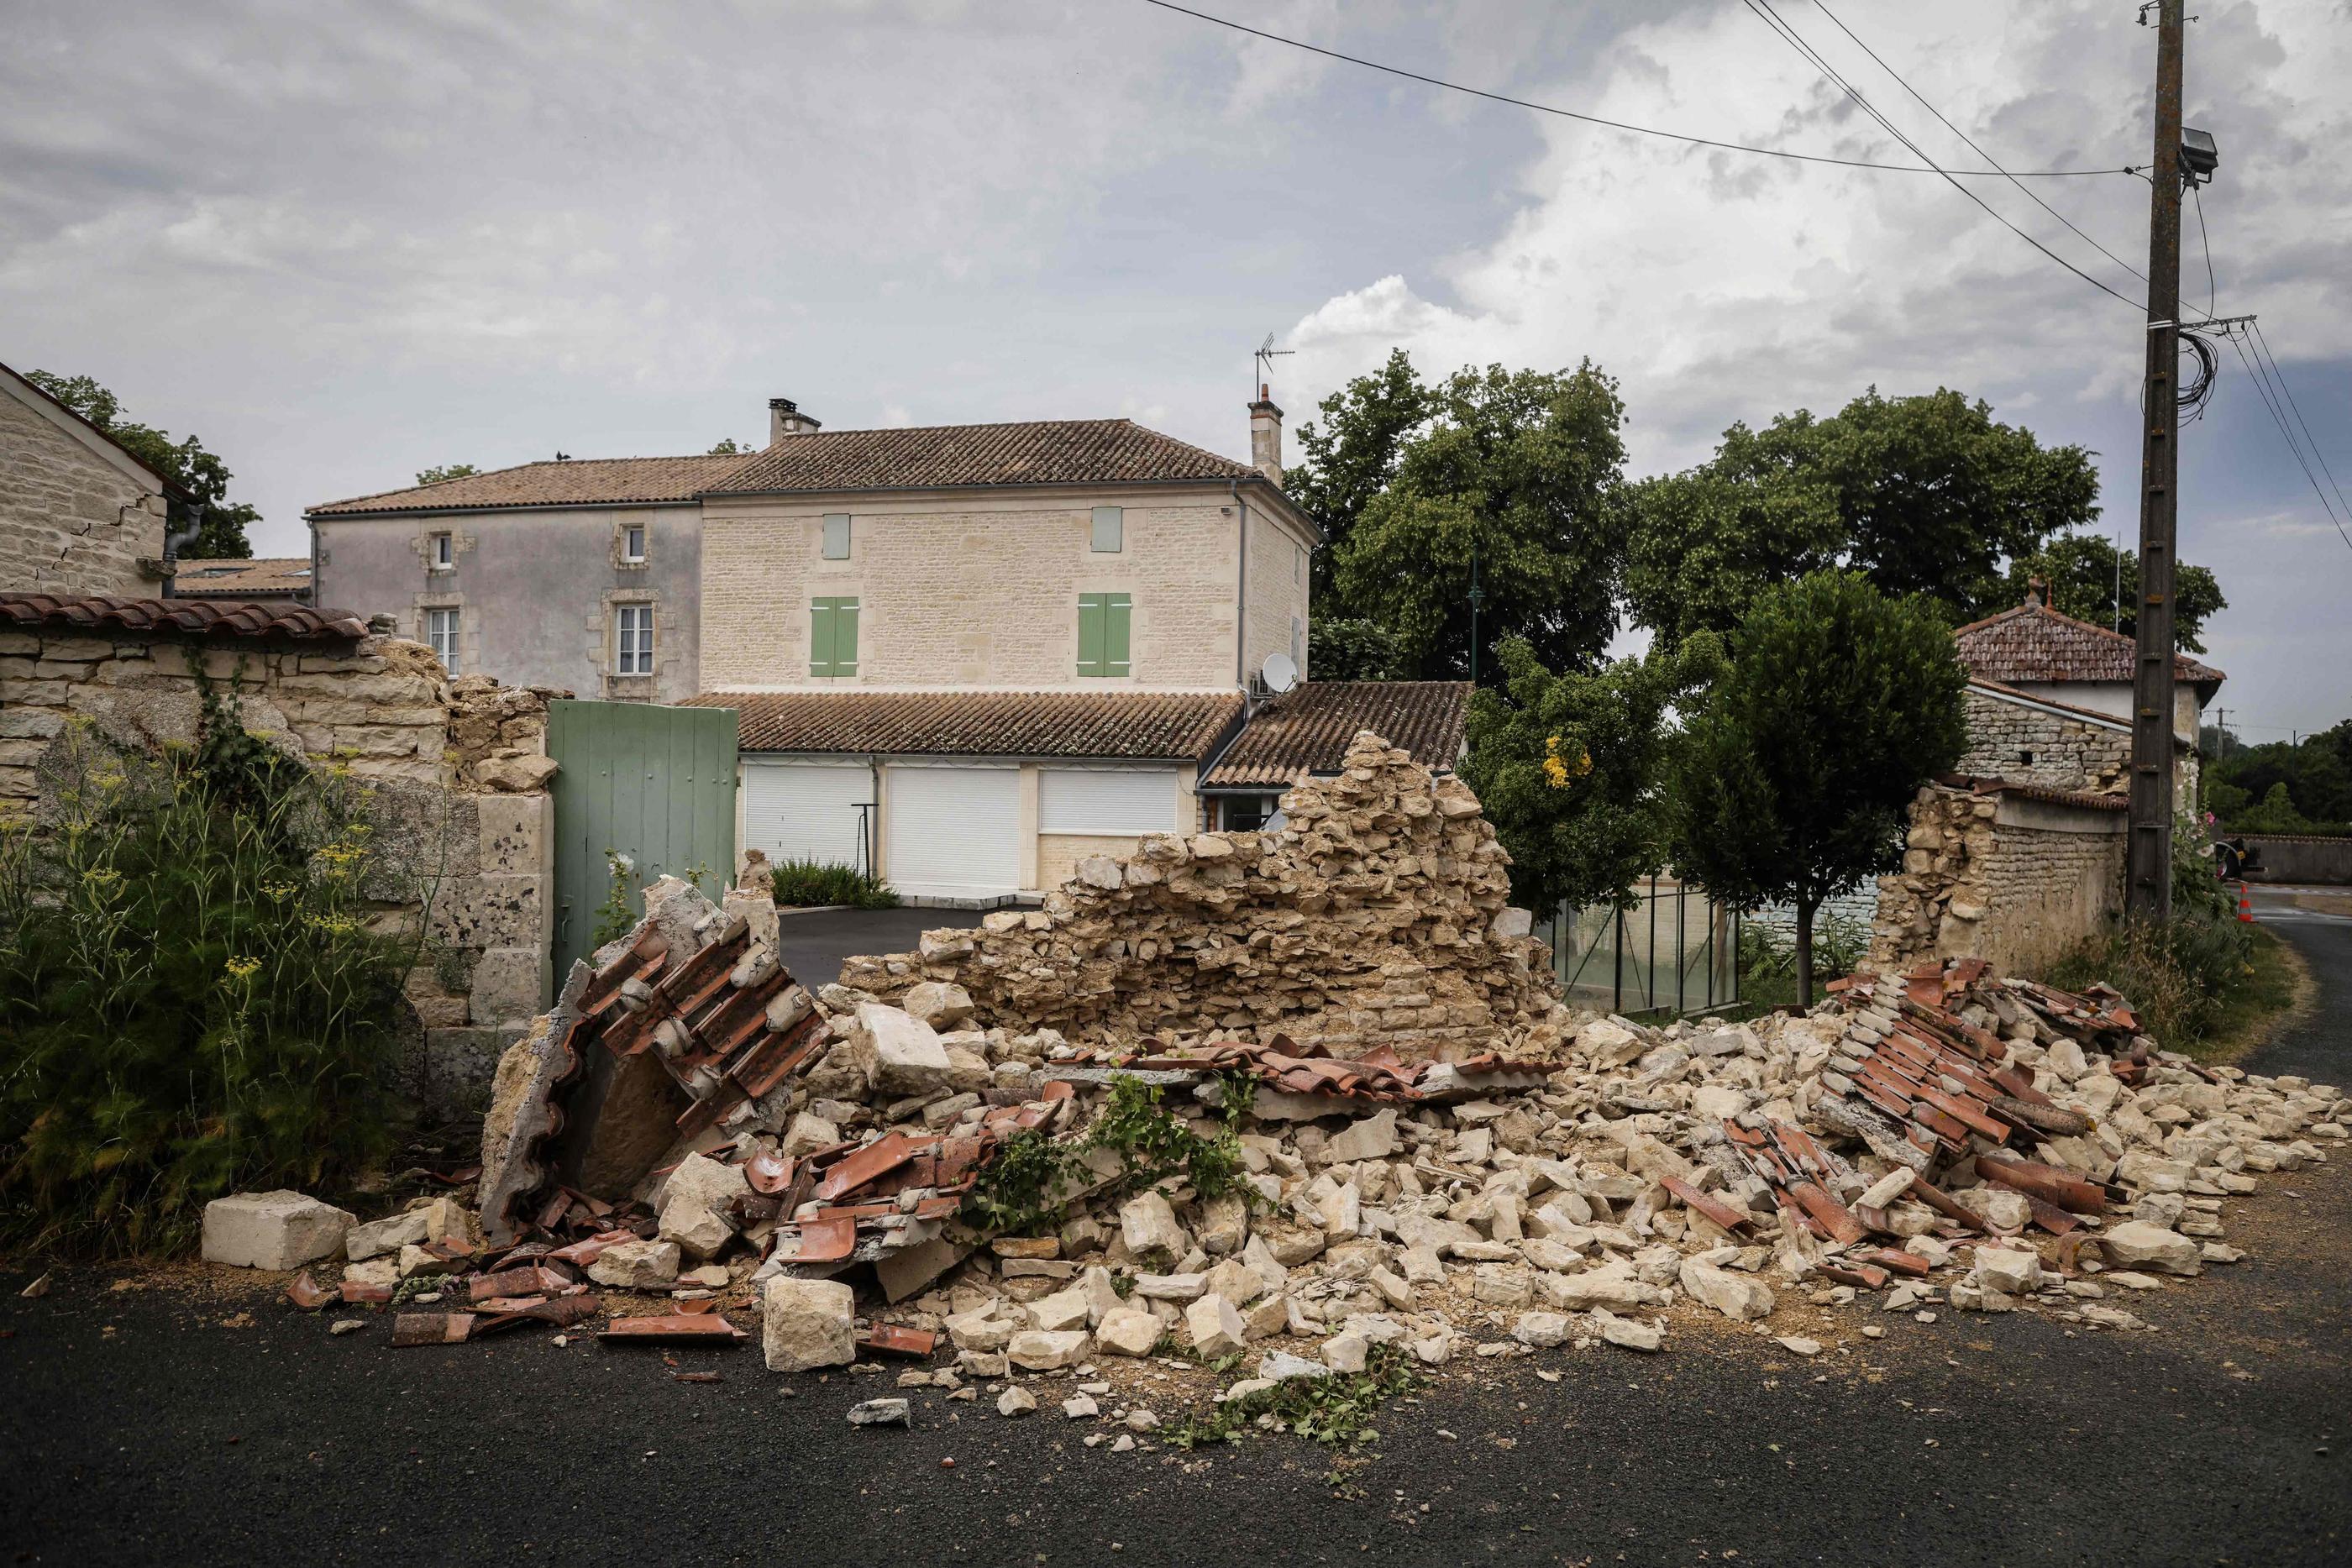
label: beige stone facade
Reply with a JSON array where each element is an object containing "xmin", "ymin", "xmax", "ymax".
[
  {"xmin": 701, "ymin": 485, "xmax": 1314, "ymax": 693},
  {"xmin": 0, "ymin": 365, "xmax": 171, "ymax": 598},
  {"xmin": 1244, "ymin": 496, "xmax": 1310, "ymax": 683},
  {"xmin": 1957, "ymin": 686, "xmax": 2133, "ymax": 794}
]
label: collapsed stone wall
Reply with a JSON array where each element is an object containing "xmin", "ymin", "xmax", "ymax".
[
  {"xmin": 1956, "ymin": 688, "xmax": 2131, "ymax": 794},
  {"xmin": 842, "ymin": 732, "xmax": 1563, "ymax": 1058},
  {"xmin": 1870, "ymin": 783, "xmax": 2126, "ymax": 977},
  {"xmin": 0, "ymin": 627, "xmax": 558, "ymax": 1112}
]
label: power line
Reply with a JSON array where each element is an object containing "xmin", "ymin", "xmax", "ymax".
[
  {"xmin": 2250, "ymin": 320, "xmax": 2352, "ymax": 526},
  {"xmin": 1738, "ymin": 0, "xmax": 2145, "ymax": 311},
  {"xmin": 2225, "ymin": 329, "xmax": 2352, "ymax": 550},
  {"xmin": 1811, "ymin": 0, "xmax": 2155, "ymax": 297},
  {"xmin": 2191, "ymin": 185, "xmax": 2217, "ymax": 318},
  {"xmin": 1137, "ymin": 1, "xmax": 2133, "ymax": 179}
]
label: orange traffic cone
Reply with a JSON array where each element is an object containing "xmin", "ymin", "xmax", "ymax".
[{"xmin": 2237, "ymin": 882, "xmax": 2254, "ymax": 923}]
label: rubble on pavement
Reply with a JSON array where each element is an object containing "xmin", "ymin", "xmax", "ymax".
[{"xmin": 212, "ymin": 731, "xmax": 2343, "ymax": 1449}]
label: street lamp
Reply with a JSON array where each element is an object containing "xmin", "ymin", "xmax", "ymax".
[{"xmin": 2181, "ymin": 126, "xmax": 2218, "ymax": 187}]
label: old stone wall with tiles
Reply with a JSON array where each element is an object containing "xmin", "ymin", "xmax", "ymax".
[
  {"xmin": 700, "ymin": 490, "xmax": 1249, "ymax": 690},
  {"xmin": 1955, "ymin": 688, "xmax": 2132, "ymax": 794},
  {"xmin": 0, "ymin": 383, "xmax": 170, "ymax": 598},
  {"xmin": 0, "ymin": 626, "xmax": 559, "ymax": 1116},
  {"xmin": 1869, "ymin": 782, "xmax": 2126, "ymax": 978}
]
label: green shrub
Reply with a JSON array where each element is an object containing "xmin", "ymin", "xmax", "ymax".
[
  {"xmin": 2045, "ymin": 910, "xmax": 2254, "ymax": 1051},
  {"xmin": 768, "ymin": 858, "xmax": 898, "ymax": 910},
  {"xmin": 0, "ymin": 698, "xmax": 424, "ymax": 1257},
  {"xmin": 1738, "ymin": 908, "xmax": 1868, "ymax": 988}
]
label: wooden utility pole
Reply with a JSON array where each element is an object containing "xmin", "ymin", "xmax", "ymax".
[{"xmin": 2127, "ymin": 0, "xmax": 2186, "ymax": 923}]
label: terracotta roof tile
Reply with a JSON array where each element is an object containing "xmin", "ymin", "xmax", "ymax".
[
  {"xmin": 0, "ymin": 592, "xmax": 367, "ymax": 644},
  {"xmin": 171, "ymin": 556, "xmax": 313, "ymax": 599},
  {"xmin": 1938, "ymin": 773, "xmax": 2131, "ymax": 812},
  {"xmin": 1951, "ymin": 600, "xmax": 2223, "ymax": 688},
  {"xmin": 706, "ymin": 419, "xmax": 1262, "ymax": 495},
  {"xmin": 307, "ymin": 454, "xmax": 754, "ymax": 516},
  {"xmin": 683, "ymin": 689, "xmax": 1246, "ymax": 761},
  {"xmin": 1200, "ymin": 681, "xmax": 1470, "ymax": 789}
]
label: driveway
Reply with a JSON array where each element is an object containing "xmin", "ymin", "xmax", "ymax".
[
  {"xmin": 3, "ymin": 904, "xmax": 2346, "ymax": 1566},
  {"xmin": 771, "ymin": 904, "xmax": 966, "ymax": 991}
]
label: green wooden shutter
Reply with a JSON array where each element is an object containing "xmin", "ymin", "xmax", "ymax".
[
  {"xmin": 835, "ymin": 599, "xmax": 858, "ymax": 676},
  {"xmin": 1076, "ymin": 593, "xmax": 1105, "ymax": 677},
  {"xmin": 810, "ymin": 600, "xmax": 834, "ymax": 677},
  {"xmin": 1105, "ymin": 593, "xmax": 1131, "ymax": 677}
]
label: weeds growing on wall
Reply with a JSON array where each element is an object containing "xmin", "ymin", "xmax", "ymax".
[{"xmin": 0, "ymin": 677, "xmax": 421, "ymax": 1257}]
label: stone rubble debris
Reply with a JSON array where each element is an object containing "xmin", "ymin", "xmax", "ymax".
[{"xmin": 213, "ymin": 732, "xmax": 2340, "ymax": 1445}]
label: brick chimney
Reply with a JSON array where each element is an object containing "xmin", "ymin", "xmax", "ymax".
[
  {"xmin": 769, "ymin": 397, "xmax": 822, "ymax": 444},
  {"xmin": 1248, "ymin": 386, "xmax": 1284, "ymax": 484}
]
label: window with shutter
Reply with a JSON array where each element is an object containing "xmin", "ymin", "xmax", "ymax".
[
  {"xmin": 810, "ymin": 596, "xmax": 860, "ymax": 677},
  {"xmin": 1077, "ymin": 593, "xmax": 1131, "ymax": 678}
]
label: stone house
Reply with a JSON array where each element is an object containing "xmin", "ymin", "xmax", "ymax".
[
  {"xmin": 1, "ymin": 360, "xmax": 174, "ymax": 599},
  {"xmin": 310, "ymin": 391, "xmax": 1394, "ymax": 904},
  {"xmin": 169, "ymin": 555, "xmax": 315, "ymax": 606}
]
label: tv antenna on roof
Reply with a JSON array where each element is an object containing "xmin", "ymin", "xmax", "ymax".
[{"xmin": 1254, "ymin": 333, "xmax": 1293, "ymax": 399}]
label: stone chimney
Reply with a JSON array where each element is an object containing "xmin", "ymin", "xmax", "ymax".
[
  {"xmin": 769, "ymin": 397, "xmax": 822, "ymax": 444},
  {"xmin": 1248, "ymin": 386, "xmax": 1284, "ymax": 484},
  {"xmin": 2026, "ymin": 575, "xmax": 2050, "ymax": 608}
]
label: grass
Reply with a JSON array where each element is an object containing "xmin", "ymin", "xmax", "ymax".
[{"xmin": 2194, "ymin": 924, "xmax": 2312, "ymax": 1063}]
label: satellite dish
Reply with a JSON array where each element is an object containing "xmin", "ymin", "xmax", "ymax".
[{"xmin": 1260, "ymin": 652, "xmax": 1299, "ymax": 695}]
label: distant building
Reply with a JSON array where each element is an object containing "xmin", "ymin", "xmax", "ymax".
[
  {"xmin": 0, "ymin": 359, "xmax": 172, "ymax": 598},
  {"xmin": 170, "ymin": 556, "xmax": 313, "ymax": 606}
]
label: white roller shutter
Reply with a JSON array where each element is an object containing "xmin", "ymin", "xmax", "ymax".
[
  {"xmin": 886, "ymin": 764, "xmax": 1020, "ymax": 900},
  {"xmin": 1038, "ymin": 768, "xmax": 1178, "ymax": 836},
  {"xmin": 743, "ymin": 760, "xmax": 873, "ymax": 871}
]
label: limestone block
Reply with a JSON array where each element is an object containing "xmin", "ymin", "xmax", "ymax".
[
  {"xmin": 852, "ymin": 1003, "xmax": 953, "ymax": 1096},
  {"xmin": 469, "ymin": 947, "xmax": 549, "ymax": 1026},
  {"xmin": 201, "ymin": 1191, "xmax": 355, "ymax": 1271},
  {"xmin": 589, "ymin": 1239, "xmax": 682, "ymax": 1289},
  {"xmin": 763, "ymin": 1277, "xmax": 856, "ymax": 1371},
  {"xmin": 476, "ymin": 792, "xmax": 550, "ymax": 875}
]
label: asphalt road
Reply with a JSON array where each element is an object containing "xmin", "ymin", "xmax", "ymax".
[
  {"xmin": 3, "ymin": 899, "xmax": 2345, "ymax": 1567},
  {"xmin": 771, "ymin": 904, "xmax": 953, "ymax": 991}
]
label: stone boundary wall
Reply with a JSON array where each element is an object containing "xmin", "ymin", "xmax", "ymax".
[
  {"xmin": 842, "ymin": 732, "xmax": 1565, "ymax": 1059},
  {"xmin": 1956, "ymin": 687, "xmax": 2131, "ymax": 794},
  {"xmin": 1869, "ymin": 783, "xmax": 2126, "ymax": 977},
  {"xmin": 0, "ymin": 624, "xmax": 562, "ymax": 1115},
  {"xmin": 2237, "ymin": 835, "xmax": 2352, "ymax": 886}
]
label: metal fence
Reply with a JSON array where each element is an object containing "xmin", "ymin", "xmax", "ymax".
[{"xmin": 1536, "ymin": 875, "xmax": 1740, "ymax": 1019}]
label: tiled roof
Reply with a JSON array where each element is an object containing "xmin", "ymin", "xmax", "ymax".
[
  {"xmin": 685, "ymin": 689, "xmax": 1247, "ymax": 761},
  {"xmin": 171, "ymin": 556, "xmax": 313, "ymax": 599},
  {"xmin": 706, "ymin": 419, "xmax": 1262, "ymax": 495},
  {"xmin": 0, "ymin": 593, "xmax": 367, "ymax": 644},
  {"xmin": 307, "ymin": 454, "xmax": 753, "ymax": 516},
  {"xmin": 1952, "ymin": 600, "xmax": 2224, "ymax": 688},
  {"xmin": 1940, "ymin": 773, "xmax": 2130, "ymax": 813},
  {"xmin": 1200, "ymin": 681, "xmax": 1471, "ymax": 789}
]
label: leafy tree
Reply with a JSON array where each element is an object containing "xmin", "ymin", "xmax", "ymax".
[
  {"xmin": 24, "ymin": 370, "xmax": 255, "ymax": 559},
  {"xmin": 1667, "ymin": 571, "xmax": 1968, "ymax": 1004},
  {"xmin": 1628, "ymin": 387, "xmax": 2099, "ymax": 643},
  {"xmin": 1462, "ymin": 634, "xmax": 1719, "ymax": 915},
  {"xmin": 2207, "ymin": 721, "xmax": 2352, "ymax": 829},
  {"xmin": 2003, "ymin": 532, "xmax": 2225, "ymax": 653},
  {"xmin": 1331, "ymin": 361, "xmax": 1630, "ymax": 681},
  {"xmin": 1308, "ymin": 616, "xmax": 1404, "ymax": 681},
  {"xmin": 1284, "ymin": 349, "xmax": 1432, "ymax": 600},
  {"xmin": 414, "ymin": 463, "xmax": 480, "ymax": 485},
  {"xmin": 708, "ymin": 438, "xmax": 746, "ymax": 455}
]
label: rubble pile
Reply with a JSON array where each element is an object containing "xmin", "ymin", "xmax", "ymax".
[
  {"xmin": 840, "ymin": 733, "xmax": 1563, "ymax": 1059},
  {"xmin": 207, "ymin": 739, "xmax": 2344, "ymax": 1441}
]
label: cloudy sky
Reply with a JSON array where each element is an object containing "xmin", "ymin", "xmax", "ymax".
[{"xmin": 5, "ymin": 0, "xmax": 2347, "ymax": 735}]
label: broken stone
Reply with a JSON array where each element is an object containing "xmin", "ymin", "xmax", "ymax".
[
  {"xmin": 589, "ymin": 1239, "xmax": 682, "ymax": 1290},
  {"xmin": 847, "ymin": 1398, "xmax": 911, "ymax": 1426},
  {"xmin": 1095, "ymin": 1308, "xmax": 1163, "ymax": 1356},
  {"xmin": 1512, "ymin": 1311, "xmax": 1571, "ymax": 1349},
  {"xmin": 201, "ymin": 1191, "xmax": 355, "ymax": 1272},
  {"xmin": 2101, "ymin": 1221, "xmax": 2202, "ymax": 1277},
  {"xmin": 344, "ymin": 1209, "xmax": 430, "ymax": 1263},
  {"xmin": 1008, "ymin": 1329, "xmax": 1091, "ymax": 1371},
  {"xmin": 1119, "ymin": 1191, "xmax": 1189, "ymax": 1265},
  {"xmin": 1322, "ymin": 1329, "xmax": 1370, "ymax": 1373},
  {"xmin": 900, "ymin": 981, "xmax": 975, "ymax": 1030},
  {"xmin": 1971, "ymin": 1245, "xmax": 2045, "ymax": 1296},
  {"xmin": 997, "ymin": 1386, "xmax": 1037, "ymax": 1417},
  {"xmin": 762, "ymin": 1277, "xmax": 856, "ymax": 1372},
  {"xmin": 1326, "ymin": 1108, "xmax": 1399, "ymax": 1165},
  {"xmin": 1679, "ymin": 1258, "xmax": 1776, "ymax": 1322},
  {"xmin": 1185, "ymin": 1293, "xmax": 1247, "ymax": 1359},
  {"xmin": 853, "ymin": 1002, "xmax": 954, "ymax": 1096}
]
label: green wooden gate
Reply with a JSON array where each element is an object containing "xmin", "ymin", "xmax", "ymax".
[{"xmin": 546, "ymin": 700, "xmax": 738, "ymax": 979}]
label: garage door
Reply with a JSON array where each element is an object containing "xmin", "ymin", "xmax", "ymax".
[
  {"xmin": 1038, "ymin": 768, "xmax": 1178, "ymax": 836},
  {"xmin": 886, "ymin": 764, "xmax": 1020, "ymax": 901},
  {"xmin": 742, "ymin": 759, "xmax": 874, "ymax": 872}
]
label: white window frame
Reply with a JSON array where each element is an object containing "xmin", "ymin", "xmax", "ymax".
[
  {"xmin": 822, "ymin": 513, "xmax": 852, "ymax": 560},
  {"xmin": 425, "ymin": 606, "xmax": 460, "ymax": 671},
  {"xmin": 622, "ymin": 522, "xmax": 646, "ymax": 563},
  {"xmin": 614, "ymin": 603, "xmax": 655, "ymax": 677},
  {"xmin": 1091, "ymin": 505, "xmax": 1123, "ymax": 553},
  {"xmin": 429, "ymin": 532, "xmax": 454, "ymax": 571}
]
